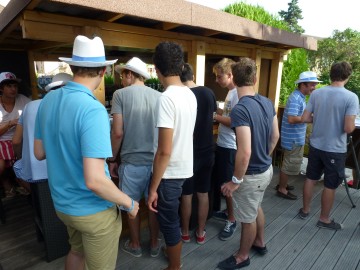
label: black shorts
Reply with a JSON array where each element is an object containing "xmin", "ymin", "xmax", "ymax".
[
  {"xmin": 182, "ymin": 150, "xmax": 215, "ymax": 195},
  {"xmin": 306, "ymin": 146, "xmax": 346, "ymax": 189},
  {"xmin": 213, "ymin": 145, "xmax": 236, "ymax": 187}
]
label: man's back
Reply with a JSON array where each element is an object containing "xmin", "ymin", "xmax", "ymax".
[
  {"xmin": 111, "ymin": 85, "xmax": 160, "ymax": 164},
  {"xmin": 20, "ymin": 100, "xmax": 47, "ymax": 181},
  {"xmin": 35, "ymin": 81, "xmax": 113, "ymax": 216},
  {"xmin": 308, "ymin": 85, "xmax": 359, "ymax": 153},
  {"xmin": 231, "ymin": 94, "xmax": 275, "ymax": 172},
  {"xmin": 191, "ymin": 86, "xmax": 216, "ymax": 153},
  {"xmin": 155, "ymin": 85, "xmax": 197, "ymax": 179}
]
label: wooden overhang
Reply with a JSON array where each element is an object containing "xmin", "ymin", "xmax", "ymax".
[{"xmin": 0, "ymin": 0, "xmax": 317, "ymax": 108}]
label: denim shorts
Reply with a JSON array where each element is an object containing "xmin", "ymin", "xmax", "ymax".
[
  {"xmin": 157, "ymin": 179, "xmax": 185, "ymax": 246},
  {"xmin": 306, "ymin": 146, "xmax": 346, "ymax": 189},
  {"xmin": 118, "ymin": 163, "xmax": 152, "ymax": 202},
  {"xmin": 233, "ymin": 166, "xmax": 272, "ymax": 223}
]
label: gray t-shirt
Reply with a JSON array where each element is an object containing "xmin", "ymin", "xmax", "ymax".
[
  {"xmin": 111, "ymin": 85, "xmax": 161, "ymax": 164},
  {"xmin": 306, "ymin": 85, "xmax": 359, "ymax": 153}
]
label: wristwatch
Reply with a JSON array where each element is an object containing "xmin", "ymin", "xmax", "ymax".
[{"xmin": 231, "ymin": 175, "xmax": 243, "ymax": 184}]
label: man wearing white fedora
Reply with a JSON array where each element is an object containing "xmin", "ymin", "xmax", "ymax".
[
  {"xmin": 34, "ymin": 35, "xmax": 139, "ymax": 270},
  {"xmin": 108, "ymin": 57, "xmax": 161, "ymax": 258},
  {"xmin": 276, "ymin": 71, "xmax": 321, "ymax": 200}
]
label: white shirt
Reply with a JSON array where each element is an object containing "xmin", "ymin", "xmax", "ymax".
[{"xmin": 154, "ymin": 85, "xmax": 197, "ymax": 179}]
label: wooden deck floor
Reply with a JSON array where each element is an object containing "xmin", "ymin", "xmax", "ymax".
[{"xmin": 1, "ymin": 167, "xmax": 360, "ymax": 270}]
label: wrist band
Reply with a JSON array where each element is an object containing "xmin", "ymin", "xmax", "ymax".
[{"xmin": 119, "ymin": 198, "xmax": 134, "ymax": 212}]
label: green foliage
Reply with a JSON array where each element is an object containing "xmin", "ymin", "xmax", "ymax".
[
  {"xmin": 104, "ymin": 74, "xmax": 114, "ymax": 85},
  {"xmin": 224, "ymin": 1, "xmax": 309, "ymax": 105},
  {"xmin": 145, "ymin": 77, "xmax": 164, "ymax": 92},
  {"xmin": 279, "ymin": 48, "xmax": 309, "ymax": 105},
  {"xmin": 308, "ymin": 28, "xmax": 360, "ymax": 99},
  {"xmin": 278, "ymin": 0, "xmax": 304, "ymax": 34},
  {"xmin": 223, "ymin": 2, "xmax": 290, "ymax": 31}
]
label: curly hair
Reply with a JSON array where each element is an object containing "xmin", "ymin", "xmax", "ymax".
[
  {"xmin": 231, "ymin": 57, "xmax": 257, "ymax": 87},
  {"xmin": 153, "ymin": 42, "xmax": 184, "ymax": 77},
  {"xmin": 330, "ymin": 61, "xmax": 352, "ymax": 82}
]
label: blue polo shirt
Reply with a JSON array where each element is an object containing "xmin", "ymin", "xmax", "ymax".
[
  {"xmin": 35, "ymin": 81, "xmax": 113, "ymax": 216},
  {"xmin": 281, "ymin": 90, "xmax": 306, "ymax": 150}
]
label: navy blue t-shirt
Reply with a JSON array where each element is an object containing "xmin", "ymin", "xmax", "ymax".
[{"xmin": 230, "ymin": 94, "xmax": 276, "ymax": 174}]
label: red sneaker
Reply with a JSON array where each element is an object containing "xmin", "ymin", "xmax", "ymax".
[
  {"xmin": 196, "ymin": 230, "xmax": 206, "ymax": 245},
  {"xmin": 181, "ymin": 233, "xmax": 190, "ymax": 243}
]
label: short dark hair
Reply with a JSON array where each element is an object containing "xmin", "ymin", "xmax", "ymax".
[
  {"xmin": 330, "ymin": 61, "xmax": 352, "ymax": 82},
  {"xmin": 153, "ymin": 42, "xmax": 184, "ymax": 77},
  {"xmin": 180, "ymin": 63, "xmax": 194, "ymax": 82},
  {"xmin": 70, "ymin": 66, "xmax": 105, "ymax": 77},
  {"xmin": 231, "ymin": 57, "xmax": 257, "ymax": 87}
]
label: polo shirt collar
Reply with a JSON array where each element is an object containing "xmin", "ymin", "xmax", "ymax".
[{"xmin": 65, "ymin": 81, "xmax": 97, "ymax": 99}]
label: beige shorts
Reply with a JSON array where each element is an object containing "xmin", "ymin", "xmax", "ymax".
[
  {"xmin": 233, "ymin": 166, "xmax": 273, "ymax": 223},
  {"xmin": 281, "ymin": 145, "xmax": 304, "ymax": 175},
  {"xmin": 57, "ymin": 206, "xmax": 122, "ymax": 270}
]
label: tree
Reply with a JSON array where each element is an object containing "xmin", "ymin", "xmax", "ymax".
[
  {"xmin": 278, "ymin": 0, "xmax": 304, "ymax": 34},
  {"xmin": 223, "ymin": 1, "xmax": 309, "ymax": 105},
  {"xmin": 308, "ymin": 28, "xmax": 360, "ymax": 98}
]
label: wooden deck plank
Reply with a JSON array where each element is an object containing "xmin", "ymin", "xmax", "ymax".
[{"xmin": 2, "ymin": 168, "xmax": 360, "ymax": 270}]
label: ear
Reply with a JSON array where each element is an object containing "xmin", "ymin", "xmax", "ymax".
[{"xmin": 99, "ymin": 67, "xmax": 107, "ymax": 77}]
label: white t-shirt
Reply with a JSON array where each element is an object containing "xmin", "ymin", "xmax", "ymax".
[
  {"xmin": 154, "ymin": 85, "xmax": 197, "ymax": 179},
  {"xmin": 0, "ymin": 94, "xmax": 31, "ymax": 141},
  {"xmin": 217, "ymin": 88, "xmax": 238, "ymax": 149}
]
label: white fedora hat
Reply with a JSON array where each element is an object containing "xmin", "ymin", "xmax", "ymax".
[
  {"xmin": 59, "ymin": 35, "xmax": 117, "ymax": 67},
  {"xmin": 115, "ymin": 57, "xmax": 151, "ymax": 80},
  {"xmin": 295, "ymin": 71, "xmax": 322, "ymax": 84},
  {"xmin": 45, "ymin": 73, "xmax": 73, "ymax": 92}
]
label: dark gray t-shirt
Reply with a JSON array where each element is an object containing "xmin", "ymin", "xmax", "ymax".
[
  {"xmin": 111, "ymin": 85, "xmax": 161, "ymax": 165},
  {"xmin": 230, "ymin": 94, "xmax": 276, "ymax": 174}
]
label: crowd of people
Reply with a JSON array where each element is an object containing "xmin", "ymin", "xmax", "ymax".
[{"xmin": 0, "ymin": 34, "xmax": 358, "ymax": 270}]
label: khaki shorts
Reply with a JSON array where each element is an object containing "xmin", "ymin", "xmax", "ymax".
[
  {"xmin": 57, "ymin": 206, "xmax": 122, "ymax": 270},
  {"xmin": 281, "ymin": 145, "xmax": 304, "ymax": 175},
  {"xmin": 233, "ymin": 166, "xmax": 273, "ymax": 223}
]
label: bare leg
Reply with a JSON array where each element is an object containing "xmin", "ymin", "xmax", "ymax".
[
  {"xmin": 164, "ymin": 241, "xmax": 182, "ymax": 270},
  {"xmin": 180, "ymin": 194, "xmax": 192, "ymax": 236},
  {"xmin": 65, "ymin": 250, "xmax": 85, "ymax": 270},
  {"xmin": 148, "ymin": 210, "xmax": 160, "ymax": 248},
  {"xmin": 234, "ymin": 222, "xmax": 256, "ymax": 263},
  {"xmin": 302, "ymin": 178, "xmax": 316, "ymax": 213},
  {"xmin": 278, "ymin": 171, "xmax": 289, "ymax": 195},
  {"xmin": 226, "ymin": 196, "xmax": 236, "ymax": 222},
  {"xmin": 196, "ymin": 192, "xmax": 209, "ymax": 235},
  {"xmin": 127, "ymin": 214, "xmax": 141, "ymax": 249},
  {"xmin": 253, "ymin": 207, "xmax": 265, "ymax": 247},
  {"xmin": 319, "ymin": 187, "xmax": 336, "ymax": 223}
]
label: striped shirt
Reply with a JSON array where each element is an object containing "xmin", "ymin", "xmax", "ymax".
[{"xmin": 281, "ymin": 90, "xmax": 306, "ymax": 150}]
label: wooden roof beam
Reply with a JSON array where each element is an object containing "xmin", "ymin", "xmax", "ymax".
[
  {"xmin": 201, "ymin": 30, "xmax": 222, "ymax": 37},
  {"xmin": 155, "ymin": 22, "xmax": 181, "ymax": 31},
  {"xmin": 97, "ymin": 13, "xmax": 126, "ymax": 22}
]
